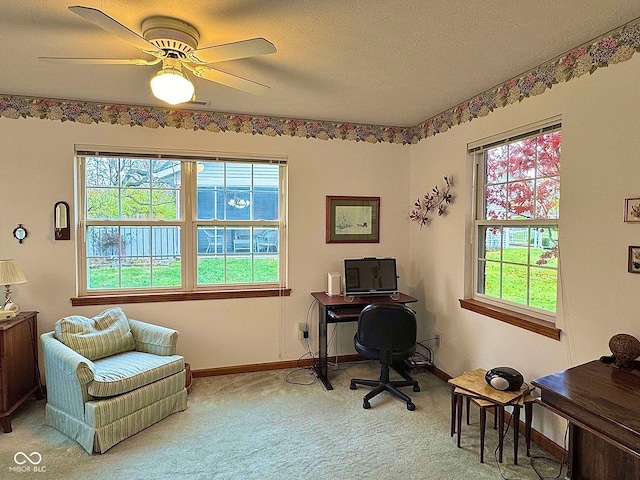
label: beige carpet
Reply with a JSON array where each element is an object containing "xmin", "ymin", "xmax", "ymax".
[{"xmin": 2, "ymin": 362, "xmax": 565, "ymax": 479}]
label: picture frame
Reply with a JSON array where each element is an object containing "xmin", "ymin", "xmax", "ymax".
[
  {"xmin": 624, "ymin": 198, "xmax": 640, "ymax": 222},
  {"xmin": 326, "ymin": 196, "xmax": 380, "ymax": 243},
  {"xmin": 628, "ymin": 246, "xmax": 640, "ymax": 274}
]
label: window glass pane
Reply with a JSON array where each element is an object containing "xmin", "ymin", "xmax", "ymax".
[
  {"xmin": 197, "ymin": 257, "xmax": 225, "ymax": 285},
  {"xmin": 485, "ymin": 184, "xmax": 507, "ymax": 220},
  {"xmin": 87, "ymin": 187, "xmax": 119, "ymax": 220},
  {"xmin": 508, "ymin": 140, "xmax": 536, "ymax": 181},
  {"xmin": 86, "ymin": 157, "xmax": 119, "ymax": 187},
  {"xmin": 253, "ymin": 164, "xmax": 280, "ymax": 221},
  {"xmin": 152, "ymin": 189, "xmax": 179, "ymax": 220},
  {"xmin": 226, "ymin": 257, "xmax": 253, "ymax": 283},
  {"xmin": 151, "ymin": 160, "xmax": 181, "ymax": 188},
  {"xmin": 121, "ymin": 188, "xmax": 151, "ymax": 219},
  {"xmin": 486, "ymin": 146, "xmax": 508, "ymax": 184},
  {"xmin": 121, "ymin": 257, "xmax": 151, "ymax": 288},
  {"xmin": 535, "ymin": 177, "xmax": 560, "ymax": 219},
  {"xmin": 530, "ymin": 227, "xmax": 558, "ymax": 268},
  {"xmin": 197, "ymin": 162, "xmax": 224, "ymax": 220},
  {"xmin": 197, "ymin": 226, "xmax": 225, "ymax": 254},
  {"xmin": 88, "ymin": 256, "xmax": 119, "ymax": 290},
  {"xmin": 151, "ymin": 256, "xmax": 181, "ymax": 287},
  {"xmin": 529, "ymin": 267, "xmax": 557, "ymax": 312},
  {"xmin": 481, "ymin": 260, "xmax": 501, "ymax": 298},
  {"xmin": 226, "ymin": 189, "xmax": 251, "ymax": 220},
  {"xmin": 536, "ymin": 132, "xmax": 561, "ymax": 177},
  {"xmin": 502, "ymin": 263, "xmax": 528, "ymax": 305},
  {"xmin": 254, "ymin": 256, "xmax": 279, "ymax": 283},
  {"xmin": 254, "ymin": 228, "xmax": 279, "ymax": 253},
  {"xmin": 507, "ymin": 180, "xmax": 534, "ymax": 219},
  {"xmin": 230, "ymin": 228, "xmax": 252, "ymax": 253}
]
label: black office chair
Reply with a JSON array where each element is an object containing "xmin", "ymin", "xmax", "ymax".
[{"xmin": 350, "ymin": 303, "xmax": 420, "ymax": 410}]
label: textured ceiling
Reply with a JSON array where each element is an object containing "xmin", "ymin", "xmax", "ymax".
[{"xmin": 1, "ymin": 1, "xmax": 639, "ymax": 127}]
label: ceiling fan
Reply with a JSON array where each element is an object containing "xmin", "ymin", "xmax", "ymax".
[{"xmin": 40, "ymin": 6, "xmax": 277, "ymax": 104}]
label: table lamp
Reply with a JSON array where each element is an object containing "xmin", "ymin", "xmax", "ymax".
[{"xmin": 0, "ymin": 259, "xmax": 27, "ymax": 319}]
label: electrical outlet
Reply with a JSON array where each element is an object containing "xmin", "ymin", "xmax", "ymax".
[
  {"xmin": 298, "ymin": 322, "xmax": 309, "ymax": 340},
  {"xmin": 434, "ymin": 333, "xmax": 441, "ymax": 347}
]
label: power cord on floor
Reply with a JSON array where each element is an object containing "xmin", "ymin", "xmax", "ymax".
[
  {"xmin": 285, "ymin": 351, "xmax": 317, "ymax": 385},
  {"xmin": 492, "ymin": 384, "xmax": 568, "ymax": 480},
  {"xmin": 528, "ymin": 422, "xmax": 568, "ymax": 480}
]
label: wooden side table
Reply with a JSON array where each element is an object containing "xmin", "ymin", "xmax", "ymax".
[
  {"xmin": 448, "ymin": 368, "xmax": 533, "ymax": 464},
  {"xmin": 0, "ymin": 311, "xmax": 43, "ymax": 433}
]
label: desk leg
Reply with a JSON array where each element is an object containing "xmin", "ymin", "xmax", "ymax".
[
  {"xmin": 313, "ymin": 303, "xmax": 333, "ymax": 390},
  {"xmin": 512, "ymin": 405, "xmax": 521, "ymax": 465}
]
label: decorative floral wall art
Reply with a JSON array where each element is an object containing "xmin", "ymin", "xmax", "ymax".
[{"xmin": 409, "ymin": 176, "xmax": 453, "ymax": 228}]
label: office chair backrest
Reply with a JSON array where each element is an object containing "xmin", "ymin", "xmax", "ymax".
[{"xmin": 356, "ymin": 303, "xmax": 417, "ymax": 354}]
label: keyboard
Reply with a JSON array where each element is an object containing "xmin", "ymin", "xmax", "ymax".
[{"xmin": 328, "ymin": 306, "xmax": 362, "ymax": 320}]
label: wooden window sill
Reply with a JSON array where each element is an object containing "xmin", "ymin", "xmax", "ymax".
[
  {"xmin": 71, "ymin": 288, "xmax": 291, "ymax": 306},
  {"xmin": 459, "ymin": 298, "xmax": 561, "ymax": 341}
]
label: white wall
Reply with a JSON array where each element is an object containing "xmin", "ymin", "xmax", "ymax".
[
  {"xmin": 408, "ymin": 55, "xmax": 640, "ymax": 444},
  {"xmin": 0, "ymin": 117, "xmax": 410, "ymax": 369}
]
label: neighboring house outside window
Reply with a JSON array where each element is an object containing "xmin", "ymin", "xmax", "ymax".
[
  {"xmin": 76, "ymin": 150, "xmax": 287, "ymax": 299},
  {"xmin": 469, "ymin": 119, "xmax": 561, "ymax": 322}
]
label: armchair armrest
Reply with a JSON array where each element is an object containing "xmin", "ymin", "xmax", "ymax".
[
  {"xmin": 41, "ymin": 332, "xmax": 96, "ymax": 418},
  {"xmin": 128, "ymin": 318, "xmax": 178, "ymax": 356}
]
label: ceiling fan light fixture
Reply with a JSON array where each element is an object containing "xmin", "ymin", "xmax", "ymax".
[{"xmin": 150, "ymin": 60, "xmax": 195, "ymax": 105}]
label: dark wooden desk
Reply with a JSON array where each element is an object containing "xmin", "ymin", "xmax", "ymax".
[
  {"xmin": 532, "ymin": 360, "xmax": 640, "ymax": 480},
  {"xmin": 310, "ymin": 291, "xmax": 417, "ymax": 390}
]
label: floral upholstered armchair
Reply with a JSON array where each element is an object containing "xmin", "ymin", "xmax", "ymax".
[{"xmin": 41, "ymin": 307, "xmax": 188, "ymax": 453}]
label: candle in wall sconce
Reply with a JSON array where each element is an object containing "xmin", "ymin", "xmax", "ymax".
[{"xmin": 54, "ymin": 201, "xmax": 70, "ymax": 241}]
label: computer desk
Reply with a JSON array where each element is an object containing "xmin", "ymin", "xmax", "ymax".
[{"xmin": 310, "ymin": 291, "xmax": 418, "ymax": 390}]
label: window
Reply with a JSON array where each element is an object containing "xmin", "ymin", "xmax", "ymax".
[
  {"xmin": 469, "ymin": 121, "xmax": 561, "ymax": 321},
  {"xmin": 76, "ymin": 151, "xmax": 287, "ymax": 300}
]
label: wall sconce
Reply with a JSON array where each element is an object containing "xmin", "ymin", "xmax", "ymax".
[{"xmin": 54, "ymin": 201, "xmax": 70, "ymax": 241}]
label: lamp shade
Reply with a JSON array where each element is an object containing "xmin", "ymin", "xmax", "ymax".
[
  {"xmin": 0, "ymin": 259, "xmax": 27, "ymax": 285},
  {"xmin": 150, "ymin": 69, "xmax": 195, "ymax": 105}
]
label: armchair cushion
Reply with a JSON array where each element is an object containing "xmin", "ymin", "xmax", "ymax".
[
  {"xmin": 54, "ymin": 307, "xmax": 135, "ymax": 361},
  {"xmin": 89, "ymin": 351, "xmax": 184, "ymax": 397}
]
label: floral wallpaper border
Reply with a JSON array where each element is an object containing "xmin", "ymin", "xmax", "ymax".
[{"xmin": 1, "ymin": 17, "xmax": 638, "ymax": 145}]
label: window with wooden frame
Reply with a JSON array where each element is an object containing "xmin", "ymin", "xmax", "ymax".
[
  {"xmin": 462, "ymin": 119, "xmax": 562, "ymax": 338},
  {"xmin": 74, "ymin": 149, "xmax": 287, "ymax": 304}
]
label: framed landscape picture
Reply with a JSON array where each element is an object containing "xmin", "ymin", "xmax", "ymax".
[
  {"xmin": 624, "ymin": 198, "xmax": 640, "ymax": 222},
  {"xmin": 326, "ymin": 196, "xmax": 380, "ymax": 243}
]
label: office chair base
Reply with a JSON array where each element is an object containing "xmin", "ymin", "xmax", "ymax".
[{"xmin": 350, "ymin": 364, "xmax": 419, "ymax": 411}]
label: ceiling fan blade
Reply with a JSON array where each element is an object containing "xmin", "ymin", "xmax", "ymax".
[
  {"xmin": 188, "ymin": 38, "xmax": 276, "ymax": 65},
  {"xmin": 192, "ymin": 66, "xmax": 270, "ymax": 96},
  {"xmin": 68, "ymin": 6, "xmax": 162, "ymax": 56},
  {"xmin": 39, "ymin": 57, "xmax": 160, "ymax": 66}
]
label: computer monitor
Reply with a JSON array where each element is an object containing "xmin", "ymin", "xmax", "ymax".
[{"xmin": 343, "ymin": 257, "xmax": 398, "ymax": 296}]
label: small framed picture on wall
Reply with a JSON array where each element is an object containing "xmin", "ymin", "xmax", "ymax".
[
  {"xmin": 624, "ymin": 198, "xmax": 640, "ymax": 222},
  {"xmin": 628, "ymin": 246, "xmax": 640, "ymax": 274}
]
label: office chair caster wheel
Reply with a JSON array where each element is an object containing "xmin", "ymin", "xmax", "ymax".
[
  {"xmin": 407, "ymin": 402, "xmax": 415, "ymax": 411},
  {"xmin": 363, "ymin": 399, "xmax": 371, "ymax": 409},
  {"xmin": 350, "ymin": 382, "xmax": 357, "ymax": 390},
  {"xmin": 413, "ymin": 385, "xmax": 420, "ymax": 392}
]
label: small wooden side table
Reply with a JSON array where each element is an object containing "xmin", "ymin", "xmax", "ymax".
[
  {"xmin": 448, "ymin": 368, "xmax": 533, "ymax": 464},
  {"xmin": 0, "ymin": 311, "xmax": 44, "ymax": 433}
]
